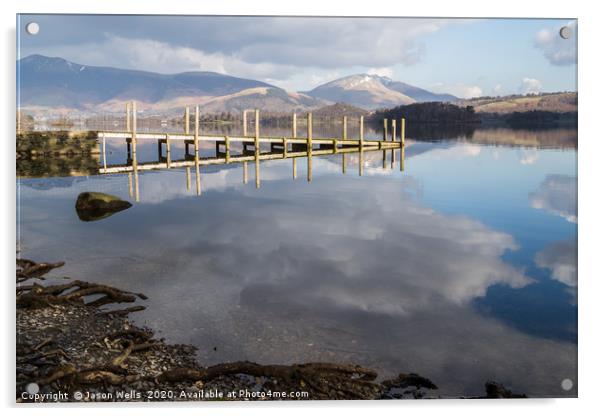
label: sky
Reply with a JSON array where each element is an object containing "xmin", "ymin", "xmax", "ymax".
[{"xmin": 17, "ymin": 15, "xmax": 577, "ymax": 98}]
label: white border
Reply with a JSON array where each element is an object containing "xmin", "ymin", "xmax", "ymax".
[{"xmin": 3, "ymin": 1, "xmax": 600, "ymax": 415}]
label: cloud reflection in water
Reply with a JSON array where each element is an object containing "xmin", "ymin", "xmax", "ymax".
[{"xmin": 18, "ymin": 145, "xmax": 577, "ymax": 397}]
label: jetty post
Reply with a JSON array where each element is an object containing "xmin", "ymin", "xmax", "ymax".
[
  {"xmin": 243, "ymin": 110, "xmax": 249, "ymax": 136},
  {"xmin": 242, "ymin": 109, "xmax": 249, "ymax": 178},
  {"xmin": 126, "ymin": 102, "xmax": 131, "ymax": 132},
  {"xmin": 383, "ymin": 118, "xmax": 388, "ymax": 142},
  {"xmin": 165, "ymin": 134, "xmax": 171, "ymax": 168},
  {"xmin": 293, "ymin": 158, "xmax": 297, "ymax": 179},
  {"xmin": 126, "ymin": 140, "xmax": 131, "ymax": 162},
  {"xmin": 340, "ymin": 116, "xmax": 347, "ymax": 174},
  {"xmin": 359, "ymin": 116, "xmax": 364, "ymax": 146},
  {"xmin": 397, "ymin": 117, "xmax": 406, "ymax": 171},
  {"xmin": 401, "ymin": 118, "xmax": 406, "ymax": 146},
  {"xmin": 307, "ymin": 112, "xmax": 313, "ymax": 182},
  {"xmin": 290, "ymin": 113, "xmax": 298, "ymax": 178},
  {"xmin": 185, "ymin": 107, "xmax": 190, "ymax": 135},
  {"xmin": 400, "ymin": 146, "xmax": 405, "ymax": 172},
  {"xmin": 243, "ymin": 161, "xmax": 249, "ymax": 184},
  {"xmin": 194, "ymin": 106, "xmax": 201, "ymax": 195},
  {"xmin": 131, "ymin": 101, "xmax": 137, "ymax": 154},
  {"xmin": 359, "ymin": 145, "xmax": 364, "ymax": 176},
  {"xmin": 225, "ymin": 136, "xmax": 231, "ymax": 163},
  {"xmin": 254, "ymin": 109, "xmax": 260, "ymax": 188},
  {"xmin": 131, "ymin": 100, "xmax": 139, "ymax": 202},
  {"xmin": 102, "ymin": 132, "xmax": 107, "ymax": 171},
  {"xmin": 359, "ymin": 116, "xmax": 364, "ymax": 176},
  {"xmin": 128, "ymin": 173, "xmax": 133, "ymax": 198},
  {"xmin": 391, "ymin": 118, "xmax": 397, "ymax": 168},
  {"xmin": 387, "ymin": 119, "xmax": 397, "ymax": 168}
]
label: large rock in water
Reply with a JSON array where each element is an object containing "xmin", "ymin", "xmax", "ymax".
[{"xmin": 75, "ymin": 192, "xmax": 132, "ymax": 222}]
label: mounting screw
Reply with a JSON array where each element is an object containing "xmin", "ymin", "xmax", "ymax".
[
  {"xmin": 25, "ymin": 22, "xmax": 40, "ymax": 35},
  {"xmin": 559, "ymin": 26, "xmax": 572, "ymax": 40}
]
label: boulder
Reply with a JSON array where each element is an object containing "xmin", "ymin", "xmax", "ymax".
[{"xmin": 75, "ymin": 192, "xmax": 132, "ymax": 222}]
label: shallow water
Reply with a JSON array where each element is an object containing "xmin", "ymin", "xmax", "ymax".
[{"xmin": 17, "ymin": 126, "xmax": 577, "ymax": 398}]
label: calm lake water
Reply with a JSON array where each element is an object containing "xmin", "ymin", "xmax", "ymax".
[{"xmin": 17, "ymin": 125, "xmax": 577, "ymax": 398}]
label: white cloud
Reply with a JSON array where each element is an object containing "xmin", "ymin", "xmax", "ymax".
[
  {"xmin": 231, "ymin": 18, "xmax": 448, "ymax": 69},
  {"xmin": 24, "ymin": 17, "xmax": 471, "ymax": 91},
  {"xmin": 520, "ymin": 78, "xmax": 543, "ymax": 95},
  {"xmin": 306, "ymin": 71, "xmax": 343, "ymax": 89},
  {"xmin": 492, "ymin": 84, "xmax": 503, "ymax": 96},
  {"xmin": 21, "ymin": 166, "xmax": 531, "ymax": 314},
  {"xmin": 40, "ymin": 35, "xmax": 299, "ymax": 81},
  {"xmin": 535, "ymin": 240, "xmax": 577, "ymax": 288},
  {"xmin": 535, "ymin": 20, "xmax": 577, "ymax": 66},
  {"xmin": 529, "ymin": 175, "xmax": 577, "ymax": 223},
  {"xmin": 367, "ymin": 67, "xmax": 394, "ymax": 78},
  {"xmin": 430, "ymin": 83, "xmax": 483, "ymax": 99},
  {"xmin": 520, "ymin": 149, "xmax": 539, "ymax": 165},
  {"xmin": 425, "ymin": 143, "xmax": 482, "ymax": 159}
]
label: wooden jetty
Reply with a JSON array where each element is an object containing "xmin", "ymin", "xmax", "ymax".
[{"xmin": 98, "ymin": 101, "xmax": 407, "ymax": 201}]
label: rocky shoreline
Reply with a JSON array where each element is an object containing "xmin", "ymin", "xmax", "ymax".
[{"xmin": 16, "ymin": 258, "xmax": 525, "ymax": 402}]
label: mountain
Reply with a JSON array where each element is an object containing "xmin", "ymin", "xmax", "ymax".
[
  {"xmin": 381, "ymin": 79, "xmax": 457, "ymax": 103},
  {"xmin": 305, "ymin": 74, "xmax": 457, "ymax": 109},
  {"xmin": 195, "ymin": 88, "xmax": 325, "ymax": 114},
  {"xmin": 18, "ymin": 55, "xmax": 456, "ymax": 114},
  {"xmin": 17, "ymin": 55, "xmax": 326, "ymax": 113}
]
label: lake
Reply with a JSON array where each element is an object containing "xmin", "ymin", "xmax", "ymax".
[{"xmin": 16, "ymin": 125, "xmax": 577, "ymax": 398}]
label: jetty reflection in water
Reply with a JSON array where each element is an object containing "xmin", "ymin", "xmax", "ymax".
[
  {"xmin": 17, "ymin": 129, "xmax": 577, "ymax": 398},
  {"xmin": 101, "ymin": 138, "xmax": 405, "ymax": 202}
]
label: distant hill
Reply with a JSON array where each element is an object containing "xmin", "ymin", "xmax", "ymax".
[
  {"xmin": 457, "ymin": 92, "xmax": 577, "ymax": 114},
  {"xmin": 305, "ymin": 74, "xmax": 457, "ymax": 110},
  {"xmin": 17, "ymin": 55, "xmax": 327, "ymax": 114},
  {"xmin": 370, "ymin": 102, "xmax": 480, "ymax": 125},
  {"xmin": 367, "ymin": 95, "xmax": 577, "ymax": 128},
  {"xmin": 313, "ymin": 103, "xmax": 369, "ymax": 118}
]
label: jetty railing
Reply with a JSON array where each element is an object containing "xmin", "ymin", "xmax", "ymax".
[{"xmin": 98, "ymin": 101, "xmax": 407, "ymax": 201}]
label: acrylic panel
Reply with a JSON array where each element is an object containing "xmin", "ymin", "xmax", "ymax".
[{"xmin": 16, "ymin": 14, "xmax": 577, "ymax": 402}]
